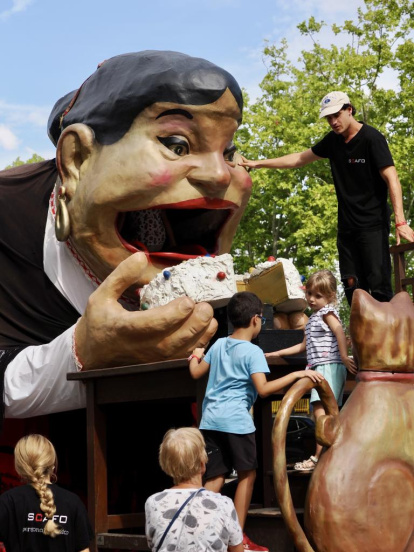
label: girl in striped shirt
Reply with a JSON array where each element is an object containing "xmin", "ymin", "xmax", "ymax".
[{"xmin": 265, "ymin": 270, "xmax": 357, "ymax": 471}]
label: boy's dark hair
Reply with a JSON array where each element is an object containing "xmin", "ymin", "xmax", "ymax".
[{"xmin": 227, "ymin": 292, "xmax": 263, "ymax": 328}]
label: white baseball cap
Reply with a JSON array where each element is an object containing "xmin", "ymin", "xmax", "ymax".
[{"xmin": 319, "ymin": 91, "xmax": 351, "ymax": 118}]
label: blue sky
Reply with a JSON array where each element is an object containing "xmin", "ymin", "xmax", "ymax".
[{"xmin": 0, "ymin": 0, "xmax": 366, "ymax": 169}]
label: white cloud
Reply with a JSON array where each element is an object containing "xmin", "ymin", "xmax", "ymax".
[
  {"xmin": 0, "ymin": 100, "xmax": 53, "ymax": 166},
  {"xmin": 226, "ymin": 0, "xmax": 401, "ymax": 104},
  {"xmin": 277, "ymin": 0, "xmax": 364, "ymax": 19},
  {"xmin": 268, "ymin": 0, "xmax": 366, "ymax": 46},
  {"xmin": 219, "ymin": 0, "xmax": 368, "ymax": 101},
  {"xmin": 0, "ymin": 0, "xmax": 33, "ymax": 20},
  {"xmin": 0, "ymin": 100, "xmax": 50, "ymax": 127},
  {"xmin": 0, "ymin": 125, "xmax": 19, "ymax": 150}
]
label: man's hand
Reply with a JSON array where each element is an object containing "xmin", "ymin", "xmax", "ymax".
[
  {"xmin": 396, "ymin": 222, "xmax": 414, "ymax": 245},
  {"xmin": 75, "ymin": 253, "xmax": 218, "ymax": 370},
  {"xmin": 238, "ymin": 155, "xmax": 259, "ymax": 170}
]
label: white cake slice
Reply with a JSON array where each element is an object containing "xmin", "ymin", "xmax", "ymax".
[{"xmin": 140, "ymin": 253, "xmax": 237, "ymax": 309}]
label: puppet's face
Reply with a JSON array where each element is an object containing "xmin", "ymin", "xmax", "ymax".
[{"xmin": 65, "ymin": 89, "xmax": 252, "ymax": 293}]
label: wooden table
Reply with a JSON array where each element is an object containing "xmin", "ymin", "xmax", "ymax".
[
  {"xmin": 68, "ymin": 359, "xmax": 204, "ymax": 550},
  {"xmin": 68, "ymin": 355, "xmax": 357, "ymax": 550}
]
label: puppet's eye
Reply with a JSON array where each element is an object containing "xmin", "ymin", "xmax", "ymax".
[
  {"xmin": 158, "ymin": 136, "xmax": 189, "ymax": 156},
  {"xmin": 224, "ymin": 146, "xmax": 236, "ymax": 163}
]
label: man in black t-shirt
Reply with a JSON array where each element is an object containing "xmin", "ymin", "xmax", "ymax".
[{"xmin": 240, "ymin": 91, "xmax": 414, "ymax": 304}]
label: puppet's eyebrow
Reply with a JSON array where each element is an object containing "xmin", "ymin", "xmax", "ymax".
[
  {"xmin": 224, "ymin": 144, "xmax": 237, "ymax": 155},
  {"xmin": 156, "ymin": 109, "xmax": 193, "ymax": 120}
]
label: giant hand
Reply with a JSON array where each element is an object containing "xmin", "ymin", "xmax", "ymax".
[{"xmin": 75, "ymin": 253, "xmax": 218, "ymax": 369}]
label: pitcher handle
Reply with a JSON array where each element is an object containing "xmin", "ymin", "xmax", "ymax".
[{"xmin": 272, "ymin": 377, "xmax": 339, "ymax": 552}]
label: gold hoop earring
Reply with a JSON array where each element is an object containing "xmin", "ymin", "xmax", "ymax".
[{"xmin": 55, "ymin": 186, "xmax": 71, "ymax": 242}]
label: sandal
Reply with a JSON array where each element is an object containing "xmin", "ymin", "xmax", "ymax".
[{"xmin": 294, "ymin": 456, "xmax": 318, "ymax": 471}]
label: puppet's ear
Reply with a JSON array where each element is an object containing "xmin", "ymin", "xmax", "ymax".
[
  {"xmin": 56, "ymin": 123, "xmax": 95, "ymax": 192},
  {"xmin": 350, "ymin": 289, "xmax": 414, "ymax": 372}
]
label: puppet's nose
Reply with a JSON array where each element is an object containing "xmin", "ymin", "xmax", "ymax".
[{"xmin": 187, "ymin": 152, "xmax": 231, "ymax": 193}]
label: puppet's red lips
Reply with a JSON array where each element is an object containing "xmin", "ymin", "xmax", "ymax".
[{"xmin": 116, "ymin": 200, "xmax": 236, "ymax": 263}]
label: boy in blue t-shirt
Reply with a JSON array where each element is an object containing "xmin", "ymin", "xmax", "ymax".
[{"xmin": 188, "ymin": 292, "xmax": 323, "ymax": 552}]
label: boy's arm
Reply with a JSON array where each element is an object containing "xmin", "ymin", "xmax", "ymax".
[
  {"xmin": 323, "ymin": 313, "xmax": 357, "ymax": 375},
  {"xmin": 239, "ymin": 149, "xmax": 321, "ymax": 170},
  {"xmin": 264, "ymin": 336, "xmax": 306, "ymax": 359},
  {"xmin": 251, "ymin": 370, "xmax": 324, "ymax": 399},
  {"xmin": 188, "ymin": 347, "xmax": 210, "ymax": 379}
]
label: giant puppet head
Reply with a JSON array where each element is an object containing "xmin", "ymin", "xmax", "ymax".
[{"xmin": 47, "ymin": 51, "xmax": 252, "ymax": 298}]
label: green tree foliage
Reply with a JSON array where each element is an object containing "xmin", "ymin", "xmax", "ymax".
[
  {"xmin": 233, "ymin": 0, "xmax": 414, "ymax": 285},
  {"xmin": 5, "ymin": 153, "xmax": 45, "ymax": 169}
]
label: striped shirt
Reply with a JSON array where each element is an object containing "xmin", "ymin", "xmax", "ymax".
[{"xmin": 305, "ymin": 304, "xmax": 342, "ymax": 367}]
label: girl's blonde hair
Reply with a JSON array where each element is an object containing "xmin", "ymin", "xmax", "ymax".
[
  {"xmin": 14, "ymin": 434, "xmax": 61, "ymax": 538},
  {"xmin": 159, "ymin": 427, "xmax": 208, "ymax": 485},
  {"xmin": 306, "ymin": 270, "xmax": 338, "ymax": 304}
]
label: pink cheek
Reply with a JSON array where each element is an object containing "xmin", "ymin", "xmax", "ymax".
[
  {"xmin": 148, "ymin": 169, "xmax": 173, "ymax": 188},
  {"xmin": 241, "ymin": 172, "xmax": 253, "ymax": 190}
]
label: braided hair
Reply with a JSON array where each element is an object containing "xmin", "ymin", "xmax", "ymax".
[{"xmin": 14, "ymin": 434, "xmax": 61, "ymax": 538}]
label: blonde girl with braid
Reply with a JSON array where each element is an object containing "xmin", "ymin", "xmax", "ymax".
[
  {"xmin": 14, "ymin": 434, "xmax": 61, "ymax": 537},
  {"xmin": 0, "ymin": 434, "xmax": 92, "ymax": 552}
]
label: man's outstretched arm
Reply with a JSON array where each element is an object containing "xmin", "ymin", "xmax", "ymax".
[{"xmin": 239, "ymin": 148, "xmax": 322, "ymax": 170}]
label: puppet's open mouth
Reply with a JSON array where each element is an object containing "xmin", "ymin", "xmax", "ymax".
[{"xmin": 117, "ymin": 206, "xmax": 233, "ymax": 263}]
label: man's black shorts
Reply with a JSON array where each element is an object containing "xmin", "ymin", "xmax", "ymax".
[{"xmin": 201, "ymin": 429, "xmax": 257, "ymax": 480}]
